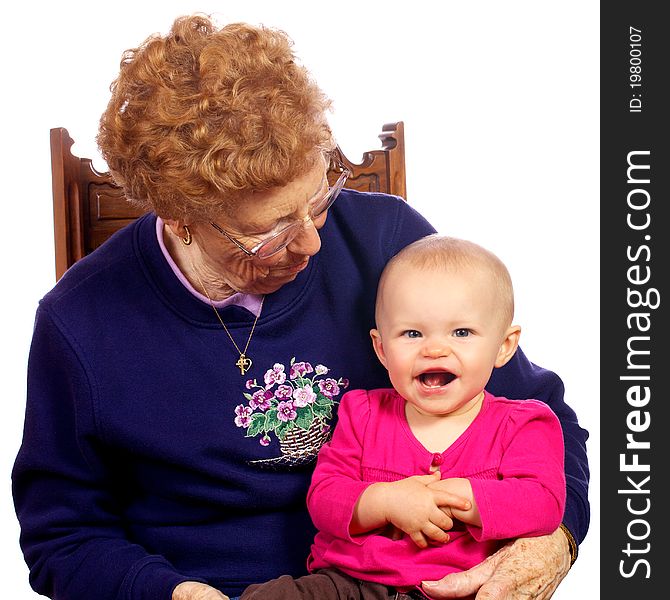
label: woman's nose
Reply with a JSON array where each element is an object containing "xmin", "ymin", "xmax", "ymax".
[{"xmin": 286, "ymin": 216, "xmax": 322, "ymax": 257}]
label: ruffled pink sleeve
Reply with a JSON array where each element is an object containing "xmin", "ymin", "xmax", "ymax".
[
  {"xmin": 306, "ymin": 389, "xmax": 375, "ymax": 543},
  {"xmin": 468, "ymin": 399, "xmax": 566, "ymax": 541}
]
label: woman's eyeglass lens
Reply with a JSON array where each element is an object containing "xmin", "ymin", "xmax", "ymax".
[{"xmin": 210, "ymin": 161, "xmax": 350, "ymax": 259}]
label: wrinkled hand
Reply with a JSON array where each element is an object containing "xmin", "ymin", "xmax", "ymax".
[
  {"xmin": 173, "ymin": 581, "xmax": 230, "ymax": 600},
  {"xmin": 384, "ymin": 472, "xmax": 470, "ymax": 548},
  {"xmin": 421, "ymin": 527, "xmax": 571, "ymax": 599}
]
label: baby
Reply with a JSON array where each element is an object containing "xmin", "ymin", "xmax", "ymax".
[{"xmin": 241, "ymin": 235, "xmax": 566, "ymax": 599}]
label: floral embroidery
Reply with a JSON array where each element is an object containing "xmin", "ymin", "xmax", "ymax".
[
  {"xmin": 234, "ymin": 405, "xmax": 253, "ymax": 428},
  {"xmin": 264, "ymin": 363, "xmax": 287, "ymax": 387},
  {"xmin": 289, "ymin": 361, "xmax": 313, "ymax": 379},
  {"xmin": 236, "ymin": 358, "xmax": 349, "ymax": 462}
]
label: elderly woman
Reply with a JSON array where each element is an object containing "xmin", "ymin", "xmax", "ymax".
[{"xmin": 12, "ymin": 14, "xmax": 588, "ymax": 600}]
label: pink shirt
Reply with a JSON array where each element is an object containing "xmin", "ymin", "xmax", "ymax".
[{"xmin": 306, "ymin": 389, "xmax": 565, "ymax": 587}]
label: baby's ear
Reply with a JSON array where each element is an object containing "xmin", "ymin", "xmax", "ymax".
[
  {"xmin": 494, "ymin": 325, "xmax": 521, "ymax": 369},
  {"xmin": 370, "ymin": 329, "xmax": 388, "ymax": 369}
]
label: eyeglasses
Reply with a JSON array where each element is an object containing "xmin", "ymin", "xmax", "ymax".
[{"xmin": 210, "ymin": 158, "xmax": 351, "ymax": 260}]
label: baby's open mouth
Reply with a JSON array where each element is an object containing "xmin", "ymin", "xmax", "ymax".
[{"xmin": 418, "ymin": 371, "xmax": 456, "ymax": 388}]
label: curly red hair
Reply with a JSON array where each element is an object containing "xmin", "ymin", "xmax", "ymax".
[{"xmin": 97, "ymin": 14, "xmax": 333, "ymax": 221}]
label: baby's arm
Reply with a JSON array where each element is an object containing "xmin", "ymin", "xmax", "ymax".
[
  {"xmin": 351, "ymin": 471, "xmax": 471, "ymax": 548},
  {"xmin": 430, "ymin": 401, "xmax": 566, "ymax": 541}
]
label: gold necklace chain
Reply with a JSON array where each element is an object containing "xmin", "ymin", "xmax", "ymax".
[{"xmin": 189, "ymin": 257, "xmax": 264, "ymax": 375}]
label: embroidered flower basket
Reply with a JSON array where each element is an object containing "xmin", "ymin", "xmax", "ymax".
[
  {"xmin": 234, "ymin": 358, "xmax": 349, "ymax": 452},
  {"xmin": 279, "ymin": 417, "xmax": 333, "ymax": 458}
]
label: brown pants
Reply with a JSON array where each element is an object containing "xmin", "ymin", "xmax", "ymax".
[{"xmin": 240, "ymin": 568, "xmax": 427, "ymax": 600}]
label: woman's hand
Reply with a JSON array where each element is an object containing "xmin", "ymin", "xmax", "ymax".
[
  {"xmin": 421, "ymin": 527, "xmax": 571, "ymax": 599},
  {"xmin": 173, "ymin": 581, "xmax": 230, "ymax": 600}
]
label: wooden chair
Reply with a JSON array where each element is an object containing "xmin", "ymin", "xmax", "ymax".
[{"xmin": 50, "ymin": 122, "xmax": 407, "ymax": 280}]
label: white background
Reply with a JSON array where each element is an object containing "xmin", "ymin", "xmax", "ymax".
[{"xmin": 1, "ymin": 1, "xmax": 599, "ymax": 598}]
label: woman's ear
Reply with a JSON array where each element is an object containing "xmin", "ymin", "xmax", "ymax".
[
  {"xmin": 163, "ymin": 219, "xmax": 187, "ymax": 239},
  {"xmin": 494, "ymin": 325, "xmax": 521, "ymax": 369},
  {"xmin": 370, "ymin": 328, "xmax": 388, "ymax": 369}
]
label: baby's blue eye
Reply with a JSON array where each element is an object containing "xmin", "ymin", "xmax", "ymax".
[
  {"xmin": 403, "ymin": 330, "xmax": 422, "ymax": 338},
  {"xmin": 453, "ymin": 329, "xmax": 470, "ymax": 338}
]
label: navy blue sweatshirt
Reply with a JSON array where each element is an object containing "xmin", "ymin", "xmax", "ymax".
[{"xmin": 12, "ymin": 190, "xmax": 589, "ymax": 599}]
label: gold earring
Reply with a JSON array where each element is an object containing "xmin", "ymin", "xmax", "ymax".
[{"xmin": 181, "ymin": 225, "xmax": 192, "ymax": 246}]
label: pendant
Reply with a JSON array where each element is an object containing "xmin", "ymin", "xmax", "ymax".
[{"xmin": 236, "ymin": 354, "xmax": 253, "ymax": 375}]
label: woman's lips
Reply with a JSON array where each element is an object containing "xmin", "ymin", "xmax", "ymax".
[
  {"xmin": 285, "ymin": 259, "xmax": 309, "ymax": 273},
  {"xmin": 271, "ymin": 259, "xmax": 309, "ymax": 276}
]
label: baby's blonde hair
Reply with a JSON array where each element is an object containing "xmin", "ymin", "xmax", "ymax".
[{"xmin": 377, "ymin": 235, "xmax": 515, "ymax": 328}]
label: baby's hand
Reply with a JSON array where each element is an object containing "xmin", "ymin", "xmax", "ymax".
[
  {"xmin": 383, "ymin": 472, "xmax": 471, "ymax": 548},
  {"xmin": 427, "ymin": 476, "xmax": 481, "ymax": 528}
]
